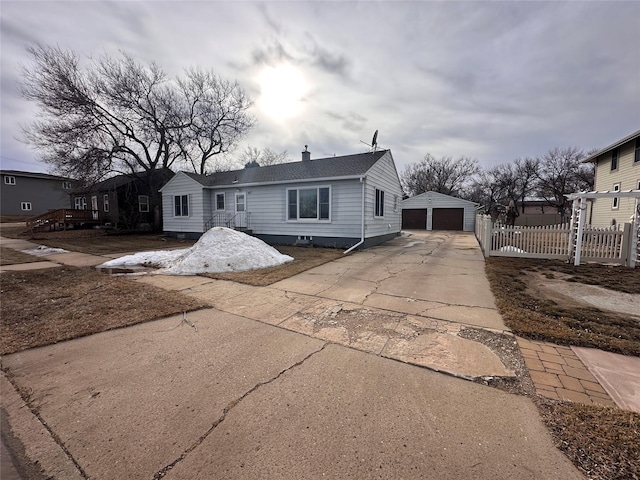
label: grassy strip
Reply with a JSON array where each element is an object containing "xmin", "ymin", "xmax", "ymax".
[
  {"xmin": 0, "ymin": 267, "xmax": 207, "ymax": 355},
  {"xmin": 0, "ymin": 247, "xmax": 42, "ymax": 265},
  {"xmin": 200, "ymin": 246, "xmax": 344, "ymax": 286}
]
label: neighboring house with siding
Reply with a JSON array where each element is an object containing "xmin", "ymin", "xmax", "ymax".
[
  {"xmin": 160, "ymin": 148, "xmax": 403, "ymax": 250},
  {"xmin": 71, "ymin": 169, "xmax": 174, "ymax": 231},
  {"xmin": 582, "ymin": 129, "xmax": 640, "ymax": 227},
  {"xmin": 0, "ymin": 170, "xmax": 76, "ymax": 217},
  {"xmin": 401, "ymin": 191, "xmax": 478, "ymax": 231}
]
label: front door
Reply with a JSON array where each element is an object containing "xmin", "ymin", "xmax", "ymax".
[
  {"xmin": 235, "ymin": 192, "xmax": 247, "ymax": 228},
  {"xmin": 91, "ymin": 195, "xmax": 98, "ymax": 220}
]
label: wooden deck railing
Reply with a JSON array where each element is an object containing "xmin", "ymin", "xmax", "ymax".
[{"xmin": 27, "ymin": 209, "xmax": 101, "ymax": 231}]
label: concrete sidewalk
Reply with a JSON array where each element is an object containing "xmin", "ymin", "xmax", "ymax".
[{"xmin": 2, "ymin": 309, "xmax": 583, "ymax": 480}]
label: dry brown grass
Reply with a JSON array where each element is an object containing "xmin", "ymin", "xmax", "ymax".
[
  {"xmin": 0, "ymin": 267, "xmax": 207, "ymax": 355},
  {"xmin": 539, "ymin": 400, "xmax": 640, "ymax": 480},
  {"xmin": 201, "ymin": 246, "xmax": 344, "ymax": 286},
  {"xmin": 485, "ymin": 257, "xmax": 640, "ymax": 356},
  {"xmin": 0, "ymin": 225, "xmax": 197, "ymax": 254},
  {"xmin": 0, "ymin": 247, "xmax": 42, "ymax": 266}
]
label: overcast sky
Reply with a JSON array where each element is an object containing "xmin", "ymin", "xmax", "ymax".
[{"xmin": 1, "ymin": 0, "xmax": 639, "ymax": 176}]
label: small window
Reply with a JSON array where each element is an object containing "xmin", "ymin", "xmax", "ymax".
[
  {"xmin": 138, "ymin": 195, "xmax": 149, "ymax": 213},
  {"xmin": 216, "ymin": 193, "xmax": 225, "ymax": 211},
  {"xmin": 4, "ymin": 176, "xmax": 15, "ymax": 185},
  {"xmin": 635, "ymin": 138, "xmax": 640, "ymax": 163},
  {"xmin": 393, "ymin": 194, "xmax": 399, "ymax": 213},
  {"xmin": 611, "ymin": 148, "xmax": 619, "ymax": 171},
  {"xmin": 62, "ymin": 181, "xmax": 72, "ymax": 190},
  {"xmin": 21, "ymin": 202, "xmax": 32, "ymax": 211},
  {"xmin": 103, "ymin": 194, "xmax": 110, "ymax": 213},
  {"xmin": 612, "ymin": 183, "xmax": 620, "ymax": 209},
  {"xmin": 74, "ymin": 196, "xmax": 87, "ymax": 210},
  {"xmin": 174, "ymin": 195, "xmax": 189, "ymax": 217},
  {"xmin": 375, "ymin": 188, "xmax": 384, "ymax": 217}
]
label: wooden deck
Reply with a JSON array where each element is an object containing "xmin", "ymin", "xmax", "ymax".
[{"xmin": 27, "ymin": 209, "xmax": 102, "ymax": 232}]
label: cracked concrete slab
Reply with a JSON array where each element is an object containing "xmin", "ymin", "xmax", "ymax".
[
  {"xmin": 161, "ymin": 345, "xmax": 582, "ymax": 480},
  {"xmin": 132, "ymin": 274, "xmax": 215, "ymax": 291},
  {"xmin": 43, "ymin": 251, "xmax": 110, "ymax": 267},
  {"xmin": 2, "ymin": 309, "xmax": 324, "ymax": 480}
]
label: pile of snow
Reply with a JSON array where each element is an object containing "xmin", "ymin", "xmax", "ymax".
[
  {"xmin": 21, "ymin": 245, "xmax": 69, "ymax": 256},
  {"xmin": 499, "ymin": 245, "xmax": 527, "ymax": 253},
  {"xmin": 98, "ymin": 227, "xmax": 293, "ymax": 275}
]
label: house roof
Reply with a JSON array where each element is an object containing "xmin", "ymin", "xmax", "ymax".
[
  {"xmin": 183, "ymin": 150, "xmax": 389, "ymax": 187},
  {"xmin": 73, "ymin": 168, "xmax": 174, "ymax": 193},
  {"xmin": 401, "ymin": 191, "xmax": 478, "ymax": 206},
  {"xmin": 0, "ymin": 170, "xmax": 73, "ymax": 181},
  {"xmin": 582, "ymin": 129, "xmax": 640, "ymax": 163}
]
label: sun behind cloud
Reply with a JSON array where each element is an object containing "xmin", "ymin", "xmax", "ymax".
[{"xmin": 258, "ymin": 64, "xmax": 308, "ymax": 120}]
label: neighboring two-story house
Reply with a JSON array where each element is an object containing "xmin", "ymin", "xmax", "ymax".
[
  {"xmin": 582, "ymin": 129, "xmax": 640, "ymax": 227},
  {"xmin": 0, "ymin": 170, "xmax": 76, "ymax": 217}
]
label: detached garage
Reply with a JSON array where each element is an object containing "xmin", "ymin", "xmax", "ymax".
[{"xmin": 401, "ymin": 191, "xmax": 478, "ymax": 231}]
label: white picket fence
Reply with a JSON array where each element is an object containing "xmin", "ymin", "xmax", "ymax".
[{"xmin": 475, "ymin": 215, "xmax": 635, "ymax": 266}]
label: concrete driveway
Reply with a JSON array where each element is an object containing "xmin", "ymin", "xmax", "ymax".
[{"xmin": 1, "ymin": 231, "xmax": 585, "ymax": 479}]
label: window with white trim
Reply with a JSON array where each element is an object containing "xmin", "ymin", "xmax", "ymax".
[
  {"xmin": 375, "ymin": 188, "xmax": 384, "ymax": 217},
  {"xmin": 21, "ymin": 202, "xmax": 32, "ymax": 211},
  {"xmin": 62, "ymin": 181, "xmax": 72, "ymax": 190},
  {"xmin": 393, "ymin": 194, "xmax": 399, "ymax": 213},
  {"xmin": 138, "ymin": 195, "xmax": 149, "ymax": 213},
  {"xmin": 74, "ymin": 196, "xmax": 87, "ymax": 209},
  {"xmin": 612, "ymin": 183, "xmax": 620, "ymax": 209},
  {"xmin": 216, "ymin": 193, "xmax": 225, "ymax": 210},
  {"xmin": 4, "ymin": 176, "xmax": 15, "ymax": 185},
  {"xmin": 611, "ymin": 148, "xmax": 619, "ymax": 171},
  {"xmin": 174, "ymin": 195, "xmax": 189, "ymax": 217},
  {"xmin": 635, "ymin": 138, "xmax": 640, "ymax": 164},
  {"xmin": 287, "ymin": 186, "xmax": 330, "ymax": 221},
  {"xmin": 103, "ymin": 194, "xmax": 110, "ymax": 212}
]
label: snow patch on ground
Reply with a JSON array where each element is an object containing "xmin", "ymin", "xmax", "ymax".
[
  {"xmin": 22, "ymin": 245, "xmax": 69, "ymax": 256},
  {"xmin": 98, "ymin": 227, "xmax": 293, "ymax": 275},
  {"xmin": 499, "ymin": 245, "xmax": 527, "ymax": 253}
]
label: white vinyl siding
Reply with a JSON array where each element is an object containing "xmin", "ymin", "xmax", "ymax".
[
  {"xmin": 161, "ymin": 172, "xmax": 206, "ymax": 233},
  {"xmin": 364, "ymin": 151, "xmax": 403, "ymax": 238}
]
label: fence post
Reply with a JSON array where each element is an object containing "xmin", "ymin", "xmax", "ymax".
[
  {"xmin": 482, "ymin": 217, "xmax": 492, "ymax": 257},
  {"xmin": 622, "ymin": 223, "xmax": 632, "ymax": 267}
]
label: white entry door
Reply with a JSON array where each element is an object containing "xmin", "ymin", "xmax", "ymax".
[{"xmin": 235, "ymin": 192, "xmax": 247, "ymax": 228}]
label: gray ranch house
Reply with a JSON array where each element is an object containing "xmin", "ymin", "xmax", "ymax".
[{"xmin": 160, "ymin": 148, "xmax": 403, "ymax": 250}]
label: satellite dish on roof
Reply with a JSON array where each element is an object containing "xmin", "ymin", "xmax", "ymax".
[{"xmin": 360, "ymin": 129, "xmax": 380, "ymax": 152}]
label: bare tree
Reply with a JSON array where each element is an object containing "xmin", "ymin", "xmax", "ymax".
[
  {"xmin": 536, "ymin": 147, "xmax": 593, "ymax": 218},
  {"xmin": 20, "ymin": 44, "xmax": 255, "ymax": 182},
  {"xmin": 401, "ymin": 154, "xmax": 479, "ymax": 197},
  {"xmin": 237, "ymin": 146, "xmax": 289, "ymax": 168}
]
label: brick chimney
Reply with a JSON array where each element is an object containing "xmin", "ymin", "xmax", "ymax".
[{"xmin": 302, "ymin": 145, "xmax": 311, "ymax": 162}]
